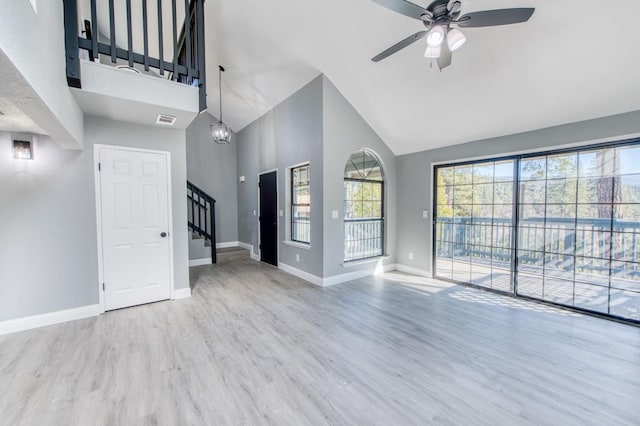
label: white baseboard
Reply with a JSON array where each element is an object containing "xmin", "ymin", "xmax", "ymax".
[
  {"xmin": 189, "ymin": 258, "xmax": 211, "ymax": 267},
  {"xmin": 279, "ymin": 262, "xmax": 397, "ymax": 287},
  {"xmin": 238, "ymin": 241, "xmax": 253, "ymax": 251},
  {"xmin": 279, "ymin": 263, "xmax": 324, "ymax": 287},
  {"xmin": 0, "ymin": 304, "xmax": 101, "ymax": 336},
  {"xmin": 394, "ymin": 264, "xmax": 432, "ymax": 278},
  {"xmin": 174, "ymin": 287, "xmax": 192, "ymax": 300},
  {"xmin": 216, "ymin": 241, "xmax": 239, "ymax": 249},
  {"xmin": 239, "ymin": 242, "xmax": 260, "ymax": 261},
  {"xmin": 323, "ymin": 262, "xmax": 397, "ymax": 287}
]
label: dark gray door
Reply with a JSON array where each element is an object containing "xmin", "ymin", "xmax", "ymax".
[{"xmin": 259, "ymin": 171, "xmax": 278, "ymax": 266}]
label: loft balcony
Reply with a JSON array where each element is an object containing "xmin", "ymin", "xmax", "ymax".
[{"xmin": 63, "ymin": 0, "xmax": 206, "ymax": 129}]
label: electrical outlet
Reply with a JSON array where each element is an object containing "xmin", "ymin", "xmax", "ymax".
[
  {"xmin": 296, "ymin": 254, "xmax": 300, "ymax": 262},
  {"xmin": 409, "ymin": 252, "xmax": 414, "ymax": 260}
]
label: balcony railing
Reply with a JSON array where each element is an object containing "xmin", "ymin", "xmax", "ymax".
[
  {"xmin": 435, "ymin": 216, "xmax": 640, "ymax": 276},
  {"xmin": 345, "ymin": 219, "xmax": 384, "ymax": 261},
  {"xmin": 63, "ymin": 0, "xmax": 207, "ymax": 111}
]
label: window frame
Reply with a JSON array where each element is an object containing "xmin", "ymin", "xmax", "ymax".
[
  {"xmin": 343, "ymin": 150, "xmax": 385, "ymax": 262},
  {"xmin": 290, "ymin": 163, "xmax": 311, "ymax": 245}
]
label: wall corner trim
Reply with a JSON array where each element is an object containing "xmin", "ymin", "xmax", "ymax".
[
  {"xmin": 174, "ymin": 287, "xmax": 192, "ymax": 300},
  {"xmin": 0, "ymin": 304, "xmax": 101, "ymax": 336}
]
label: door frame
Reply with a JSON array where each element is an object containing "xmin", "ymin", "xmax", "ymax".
[
  {"xmin": 257, "ymin": 168, "xmax": 279, "ymax": 265},
  {"xmin": 93, "ymin": 144, "xmax": 176, "ymax": 314}
]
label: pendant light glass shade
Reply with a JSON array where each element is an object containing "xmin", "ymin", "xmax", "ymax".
[
  {"xmin": 447, "ymin": 28, "xmax": 466, "ymax": 51},
  {"xmin": 211, "ymin": 121, "xmax": 231, "ymax": 144},
  {"xmin": 211, "ymin": 65, "xmax": 231, "ymax": 144}
]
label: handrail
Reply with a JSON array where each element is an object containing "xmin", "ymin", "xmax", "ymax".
[
  {"xmin": 63, "ymin": 0, "xmax": 207, "ymax": 112},
  {"xmin": 187, "ymin": 180, "xmax": 216, "ymax": 263}
]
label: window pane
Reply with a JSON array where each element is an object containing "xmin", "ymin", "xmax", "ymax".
[
  {"xmin": 520, "ymin": 181, "xmax": 546, "ymax": 204},
  {"xmin": 437, "ymin": 167, "xmax": 454, "ymax": 186},
  {"xmin": 520, "ymin": 157, "xmax": 546, "ymax": 181},
  {"xmin": 547, "ymin": 153, "xmax": 577, "ymax": 179},
  {"xmin": 292, "ymin": 164, "xmax": 311, "ymax": 244},
  {"xmin": 473, "ymin": 163, "xmax": 494, "ymax": 183}
]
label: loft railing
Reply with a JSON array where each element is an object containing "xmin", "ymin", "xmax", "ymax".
[
  {"xmin": 187, "ymin": 181, "xmax": 216, "ymax": 264},
  {"xmin": 63, "ymin": 0, "xmax": 207, "ymax": 112}
]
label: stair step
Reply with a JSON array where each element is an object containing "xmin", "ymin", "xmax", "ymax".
[{"xmin": 216, "ymin": 247, "xmax": 249, "ymax": 263}]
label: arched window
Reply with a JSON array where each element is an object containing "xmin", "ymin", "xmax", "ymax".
[{"xmin": 344, "ymin": 149, "xmax": 384, "ymax": 261}]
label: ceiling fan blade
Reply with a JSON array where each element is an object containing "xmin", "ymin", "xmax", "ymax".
[
  {"xmin": 437, "ymin": 39, "xmax": 452, "ymax": 70},
  {"xmin": 456, "ymin": 8, "xmax": 534, "ymax": 28},
  {"xmin": 372, "ymin": 0, "xmax": 428, "ymax": 21},
  {"xmin": 372, "ymin": 31, "xmax": 427, "ymax": 62}
]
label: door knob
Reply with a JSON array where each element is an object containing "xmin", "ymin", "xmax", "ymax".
[{"xmin": 160, "ymin": 232, "xmax": 167, "ymax": 238}]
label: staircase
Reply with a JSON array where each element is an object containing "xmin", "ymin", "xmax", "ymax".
[{"xmin": 187, "ymin": 181, "xmax": 216, "ymax": 264}]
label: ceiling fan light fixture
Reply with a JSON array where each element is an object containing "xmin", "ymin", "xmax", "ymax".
[
  {"xmin": 426, "ymin": 25, "xmax": 445, "ymax": 47},
  {"xmin": 424, "ymin": 44, "xmax": 441, "ymax": 58},
  {"xmin": 447, "ymin": 28, "xmax": 466, "ymax": 51}
]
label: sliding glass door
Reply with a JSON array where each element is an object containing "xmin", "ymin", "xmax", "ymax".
[
  {"xmin": 435, "ymin": 159, "xmax": 516, "ymax": 292},
  {"xmin": 434, "ymin": 141, "xmax": 640, "ymax": 322}
]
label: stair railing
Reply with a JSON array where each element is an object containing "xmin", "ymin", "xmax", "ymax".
[{"xmin": 187, "ymin": 181, "xmax": 216, "ymax": 263}]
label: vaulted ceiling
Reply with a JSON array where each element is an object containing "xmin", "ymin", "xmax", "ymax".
[{"xmin": 206, "ymin": 0, "xmax": 640, "ymax": 155}]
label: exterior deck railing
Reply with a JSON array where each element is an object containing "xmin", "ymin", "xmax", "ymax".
[{"xmin": 435, "ymin": 217, "xmax": 640, "ymax": 275}]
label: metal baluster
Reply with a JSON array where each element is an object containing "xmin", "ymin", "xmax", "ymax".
[
  {"xmin": 157, "ymin": 0, "xmax": 164, "ymax": 75},
  {"xmin": 108, "ymin": 0, "xmax": 116, "ymax": 63},
  {"xmin": 142, "ymin": 0, "xmax": 149, "ymax": 71}
]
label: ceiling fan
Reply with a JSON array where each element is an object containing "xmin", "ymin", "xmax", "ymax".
[{"xmin": 371, "ymin": 0, "xmax": 535, "ymax": 70}]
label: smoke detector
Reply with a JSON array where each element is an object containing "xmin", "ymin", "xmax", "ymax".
[{"xmin": 155, "ymin": 114, "xmax": 177, "ymax": 126}]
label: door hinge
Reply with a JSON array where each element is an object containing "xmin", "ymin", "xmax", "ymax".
[
  {"xmin": 102, "ymin": 282, "xmax": 105, "ymax": 291},
  {"xmin": 259, "ymin": 244, "xmax": 262, "ymax": 249},
  {"xmin": 98, "ymin": 162, "xmax": 101, "ymax": 171}
]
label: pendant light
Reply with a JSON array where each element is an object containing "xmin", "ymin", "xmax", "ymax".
[{"xmin": 210, "ymin": 65, "xmax": 231, "ymax": 144}]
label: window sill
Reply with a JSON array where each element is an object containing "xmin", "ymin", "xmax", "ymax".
[
  {"xmin": 283, "ymin": 240, "xmax": 311, "ymax": 250},
  {"xmin": 341, "ymin": 255, "xmax": 390, "ymax": 268}
]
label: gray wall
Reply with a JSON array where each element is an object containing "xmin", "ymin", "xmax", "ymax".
[
  {"xmin": 186, "ymin": 112, "xmax": 238, "ymax": 260},
  {"xmin": 322, "ymin": 77, "xmax": 397, "ymax": 277},
  {"xmin": 396, "ymin": 109, "xmax": 640, "ymax": 275},
  {"xmin": 0, "ymin": 132, "xmax": 96, "ymax": 321},
  {"xmin": 0, "ymin": 117, "xmax": 189, "ymax": 322},
  {"xmin": 236, "ymin": 76, "xmax": 324, "ymax": 277}
]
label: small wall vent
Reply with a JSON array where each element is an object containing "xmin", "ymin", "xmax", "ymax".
[{"xmin": 156, "ymin": 114, "xmax": 177, "ymax": 126}]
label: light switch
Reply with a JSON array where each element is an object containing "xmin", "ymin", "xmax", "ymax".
[
  {"xmin": 332, "ymin": 210, "xmax": 339, "ymax": 219},
  {"xmin": 239, "ymin": 175, "xmax": 246, "ymax": 182},
  {"xmin": 422, "ymin": 210, "xmax": 429, "ymax": 219},
  {"xmin": 253, "ymin": 210, "xmax": 256, "ymax": 216},
  {"xmin": 279, "ymin": 210, "xmax": 284, "ymax": 217}
]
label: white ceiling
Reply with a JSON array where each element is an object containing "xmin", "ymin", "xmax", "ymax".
[{"xmin": 204, "ymin": 0, "xmax": 640, "ymax": 155}]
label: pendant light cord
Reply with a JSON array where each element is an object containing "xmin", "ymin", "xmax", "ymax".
[{"xmin": 218, "ymin": 65, "xmax": 225, "ymax": 123}]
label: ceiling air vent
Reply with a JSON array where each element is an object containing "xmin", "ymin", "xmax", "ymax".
[{"xmin": 156, "ymin": 114, "xmax": 177, "ymax": 126}]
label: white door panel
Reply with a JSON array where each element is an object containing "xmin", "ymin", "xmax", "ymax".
[{"xmin": 99, "ymin": 147, "xmax": 171, "ymax": 311}]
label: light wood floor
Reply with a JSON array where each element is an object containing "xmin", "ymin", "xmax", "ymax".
[{"xmin": 1, "ymin": 258, "xmax": 640, "ymax": 425}]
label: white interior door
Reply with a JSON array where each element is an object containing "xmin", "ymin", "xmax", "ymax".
[{"xmin": 98, "ymin": 147, "xmax": 172, "ymax": 311}]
